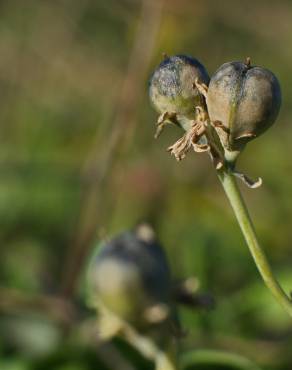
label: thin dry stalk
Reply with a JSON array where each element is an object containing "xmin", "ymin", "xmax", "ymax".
[
  {"xmin": 0, "ymin": 286, "xmax": 75, "ymax": 324},
  {"xmin": 61, "ymin": 0, "xmax": 165, "ymax": 298}
]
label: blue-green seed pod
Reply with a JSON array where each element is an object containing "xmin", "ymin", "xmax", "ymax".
[
  {"xmin": 149, "ymin": 55, "xmax": 210, "ymax": 122},
  {"xmin": 87, "ymin": 225, "xmax": 172, "ymax": 329},
  {"xmin": 207, "ymin": 61, "xmax": 281, "ymax": 157}
]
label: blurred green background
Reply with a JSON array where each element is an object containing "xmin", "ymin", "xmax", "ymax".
[{"xmin": 0, "ymin": 0, "xmax": 292, "ymax": 369}]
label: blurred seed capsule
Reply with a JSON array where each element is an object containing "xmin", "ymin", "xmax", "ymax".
[
  {"xmin": 207, "ymin": 60, "xmax": 281, "ymax": 160},
  {"xmin": 149, "ymin": 55, "xmax": 210, "ymax": 131},
  {"xmin": 87, "ymin": 224, "xmax": 174, "ymax": 331}
]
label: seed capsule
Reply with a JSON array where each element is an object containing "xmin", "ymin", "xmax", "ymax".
[
  {"xmin": 87, "ymin": 224, "xmax": 172, "ymax": 328},
  {"xmin": 206, "ymin": 60, "xmax": 281, "ymax": 158},
  {"xmin": 149, "ymin": 55, "xmax": 210, "ymax": 125}
]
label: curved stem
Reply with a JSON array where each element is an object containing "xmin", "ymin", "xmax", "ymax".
[
  {"xmin": 95, "ymin": 300, "xmax": 179, "ymax": 370},
  {"xmin": 180, "ymin": 349, "xmax": 261, "ymax": 370},
  {"xmin": 217, "ymin": 169, "xmax": 292, "ymax": 317},
  {"xmin": 123, "ymin": 324, "xmax": 178, "ymax": 370}
]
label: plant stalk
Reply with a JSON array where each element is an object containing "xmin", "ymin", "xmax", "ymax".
[
  {"xmin": 217, "ymin": 168, "xmax": 292, "ymax": 317},
  {"xmin": 123, "ymin": 324, "xmax": 178, "ymax": 370}
]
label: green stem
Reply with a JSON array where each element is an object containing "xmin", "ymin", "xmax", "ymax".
[
  {"xmin": 96, "ymin": 301, "xmax": 179, "ymax": 370},
  {"xmin": 123, "ymin": 324, "xmax": 179, "ymax": 370},
  {"xmin": 180, "ymin": 349, "xmax": 261, "ymax": 370},
  {"xmin": 217, "ymin": 169, "xmax": 292, "ymax": 317}
]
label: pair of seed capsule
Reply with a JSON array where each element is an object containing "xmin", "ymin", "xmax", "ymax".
[{"xmin": 149, "ymin": 55, "xmax": 281, "ymax": 184}]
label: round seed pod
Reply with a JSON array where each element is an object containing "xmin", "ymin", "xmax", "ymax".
[
  {"xmin": 87, "ymin": 224, "xmax": 172, "ymax": 328},
  {"xmin": 207, "ymin": 61, "xmax": 281, "ymax": 157},
  {"xmin": 149, "ymin": 55, "xmax": 210, "ymax": 119}
]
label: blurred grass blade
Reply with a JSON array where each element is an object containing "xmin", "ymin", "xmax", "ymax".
[{"xmin": 180, "ymin": 349, "xmax": 262, "ymax": 370}]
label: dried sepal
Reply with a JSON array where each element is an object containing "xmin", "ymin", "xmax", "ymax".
[
  {"xmin": 233, "ymin": 170, "xmax": 263, "ymax": 189},
  {"xmin": 154, "ymin": 111, "xmax": 178, "ymax": 139},
  {"xmin": 143, "ymin": 303, "xmax": 169, "ymax": 324},
  {"xmin": 167, "ymin": 121, "xmax": 207, "ymax": 161},
  {"xmin": 193, "ymin": 77, "xmax": 208, "ymax": 99}
]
